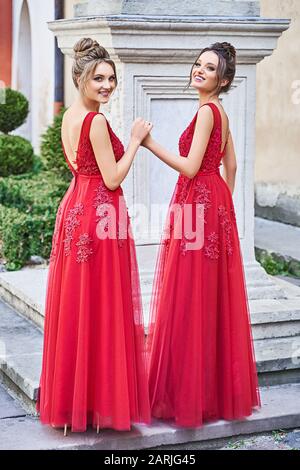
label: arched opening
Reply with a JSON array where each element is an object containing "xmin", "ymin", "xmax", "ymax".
[{"xmin": 16, "ymin": 0, "xmax": 32, "ymax": 140}]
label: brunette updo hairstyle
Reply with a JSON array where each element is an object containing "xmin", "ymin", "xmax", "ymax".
[
  {"xmin": 188, "ymin": 42, "xmax": 236, "ymax": 94},
  {"xmin": 72, "ymin": 38, "xmax": 117, "ymax": 93}
]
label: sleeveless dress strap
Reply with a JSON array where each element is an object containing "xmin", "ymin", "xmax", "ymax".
[
  {"xmin": 83, "ymin": 111, "xmax": 113, "ymax": 141},
  {"xmin": 199, "ymin": 102, "xmax": 221, "ymax": 128},
  {"xmin": 82, "ymin": 111, "xmax": 100, "ymax": 137},
  {"xmin": 200, "ymin": 102, "xmax": 225, "ymax": 154}
]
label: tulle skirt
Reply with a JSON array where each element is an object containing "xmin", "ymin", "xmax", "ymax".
[
  {"xmin": 37, "ymin": 174, "xmax": 150, "ymax": 432},
  {"xmin": 147, "ymin": 170, "xmax": 261, "ymax": 427}
]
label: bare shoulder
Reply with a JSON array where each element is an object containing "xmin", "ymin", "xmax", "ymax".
[
  {"xmin": 195, "ymin": 104, "xmax": 214, "ymax": 128},
  {"xmin": 61, "ymin": 108, "xmax": 69, "ymax": 127},
  {"xmin": 90, "ymin": 113, "xmax": 107, "ymax": 133},
  {"xmin": 90, "ymin": 113, "xmax": 110, "ymax": 145},
  {"xmin": 90, "ymin": 113, "xmax": 107, "ymax": 132},
  {"xmin": 61, "ymin": 108, "xmax": 78, "ymax": 131},
  {"xmin": 61, "ymin": 107, "xmax": 74, "ymax": 125}
]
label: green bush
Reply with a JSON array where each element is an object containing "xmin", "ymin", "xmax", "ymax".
[
  {"xmin": 0, "ymin": 102, "xmax": 73, "ymax": 270},
  {"xmin": 0, "ymin": 205, "xmax": 31, "ymax": 270},
  {"xmin": 0, "ymin": 171, "xmax": 69, "ymax": 270},
  {"xmin": 255, "ymin": 248, "xmax": 294, "ymax": 277},
  {"xmin": 0, "ymin": 88, "xmax": 29, "ymax": 134},
  {"xmin": 0, "ymin": 171, "xmax": 69, "ymax": 213},
  {"xmin": 0, "ymin": 134, "xmax": 34, "ymax": 176},
  {"xmin": 40, "ymin": 107, "xmax": 71, "ymax": 180}
]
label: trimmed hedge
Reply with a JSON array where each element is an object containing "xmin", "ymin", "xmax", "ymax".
[
  {"xmin": 0, "ymin": 88, "xmax": 29, "ymax": 134},
  {"xmin": 0, "ymin": 171, "xmax": 69, "ymax": 270},
  {"xmin": 0, "ymin": 134, "xmax": 35, "ymax": 176},
  {"xmin": 0, "ymin": 205, "xmax": 30, "ymax": 270},
  {"xmin": 0, "ymin": 103, "xmax": 73, "ymax": 270}
]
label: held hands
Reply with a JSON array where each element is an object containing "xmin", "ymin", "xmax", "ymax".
[
  {"xmin": 141, "ymin": 131, "xmax": 153, "ymax": 149},
  {"xmin": 131, "ymin": 118, "xmax": 153, "ymax": 145}
]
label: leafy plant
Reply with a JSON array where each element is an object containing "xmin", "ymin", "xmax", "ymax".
[
  {"xmin": 40, "ymin": 107, "xmax": 71, "ymax": 180},
  {"xmin": 0, "ymin": 88, "xmax": 29, "ymax": 134},
  {"xmin": 0, "ymin": 171, "xmax": 69, "ymax": 270},
  {"xmin": 0, "ymin": 134, "xmax": 34, "ymax": 176}
]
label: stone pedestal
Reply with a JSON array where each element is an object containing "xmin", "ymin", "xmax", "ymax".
[{"xmin": 48, "ymin": 1, "xmax": 290, "ymax": 320}]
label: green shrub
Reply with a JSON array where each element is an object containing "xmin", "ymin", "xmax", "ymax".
[
  {"xmin": 0, "ymin": 171, "xmax": 69, "ymax": 213},
  {"xmin": 0, "ymin": 134, "xmax": 34, "ymax": 176},
  {"xmin": 0, "ymin": 171, "xmax": 69, "ymax": 270},
  {"xmin": 0, "ymin": 102, "xmax": 73, "ymax": 270},
  {"xmin": 0, "ymin": 205, "xmax": 30, "ymax": 270},
  {"xmin": 0, "ymin": 88, "xmax": 29, "ymax": 134},
  {"xmin": 255, "ymin": 248, "xmax": 293, "ymax": 276},
  {"xmin": 40, "ymin": 107, "xmax": 71, "ymax": 180}
]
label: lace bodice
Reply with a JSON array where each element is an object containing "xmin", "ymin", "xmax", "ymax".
[
  {"xmin": 62, "ymin": 112, "xmax": 124, "ymax": 176},
  {"xmin": 178, "ymin": 102, "xmax": 226, "ymax": 174}
]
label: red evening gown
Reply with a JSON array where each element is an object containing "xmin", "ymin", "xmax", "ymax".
[
  {"xmin": 147, "ymin": 102, "xmax": 261, "ymax": 427},
  {"xmin": 37, "ymin": 111, "xmax": 150, "ymax": 432}
]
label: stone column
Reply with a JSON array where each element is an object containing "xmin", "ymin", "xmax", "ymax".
[{"xmin": 48, "ymin": 0, "xmax": 290, "ymax": 320}]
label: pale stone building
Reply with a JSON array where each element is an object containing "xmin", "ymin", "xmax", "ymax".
[
  {"xmin": 64, "ymin": 0, "xmax": 300, "ymax": 227},
  {"xmin": 2, "ymin": 0, "xmax": 297, "ymax": 302},
  {"xmin": 9, "ymin": 0, "xmax": 55, "ymax": 151},
  {"xmin": 4, "ymin": 0, "xmax": 299, "ymax": 224},
  {"xmin": 256, "ymin": 0, "xmax": 300, "ymax": 226}
]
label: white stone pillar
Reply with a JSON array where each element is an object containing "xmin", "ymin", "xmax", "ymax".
[{"xmin": 48, "ymin": 1, "xmax": 290, "ymax": 319}]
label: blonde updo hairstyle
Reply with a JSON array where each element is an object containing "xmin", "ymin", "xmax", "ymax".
[{"xmin": 72, "ymin": 38, "xmax": 117, "ymax": 94}]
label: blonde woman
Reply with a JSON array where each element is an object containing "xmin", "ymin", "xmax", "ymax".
[{"xmin": 37, "ymin": 38, "xmax": 152, "ymax": 434}]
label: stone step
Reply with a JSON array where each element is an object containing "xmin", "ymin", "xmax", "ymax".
[
  {"xmin": 0, "ymin": 383, "xmax": 300, "ymax": 450},
  {"xmin": 255, "ymin": 217, "xmax": 300, "ymax": 264},
  {"xmin": 0, "ymin": 300, "xmax": 42, "ymax": 412},
  {"xmin": 255, "ymin": 336, "xmax": 300, "ymax": 386},
  {"xmin": 1, "ymin": 296, "xmax": 300, "ymax": 411},
  {"xmin": 1, "ymin": 269, "xmax": 300, "ymax": 339},
  {"xmin": 250, "ymin": 298, "xmax": 300, "ymax": 340},
  {"xmin": 0, "ymin": 269, "xmax": 46, "ymax": 330}
]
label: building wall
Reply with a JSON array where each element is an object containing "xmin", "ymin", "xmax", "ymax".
[
  {"xmin": 256, "ymin": 0, "xmax": 300, "ymax": 185},
  {"xmin": 12, "ymin": 0, "xmax": 55, "ymax": 151},
  {"xmin": 62, "ymin": 0, "xmax": 300, "ymax": 188},
  {"xmin": 0, "ymin": 0, "xmax": 13, "ymax": 87},
  {"xmin": 63, "ymin": 0, "xmax": 84, "ymax": 107}
]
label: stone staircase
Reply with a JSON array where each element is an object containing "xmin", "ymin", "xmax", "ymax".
[{"xmin": 0, "ymin": 268, "xmax": 300, "ymax": 448}]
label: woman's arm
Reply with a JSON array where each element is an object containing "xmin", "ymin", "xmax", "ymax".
[
  {"xmin": 221, "ymin": 130, "xmax": 237, "ymax": 194},
  {"xmin": 90, "ymin": 115, "xmax": 152, "ymax": 190},
  {"xmin": 142, "ymin": 106, "xmax": 214, "ymax": 179}
]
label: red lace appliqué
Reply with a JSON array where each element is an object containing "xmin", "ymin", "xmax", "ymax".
[
  {"xmin": 75, "ymin": 135, "xmax": 100, "ymax": 175},
  {"xmin": 64, "ymin": 203, "xmax": 84, "ymax": 256},
  {"xmin": 93, "ymin": 182, "xmax": 113, "ymax": 208},
  {"xmin": 93, "ymin": 181, "xmax": 126, "ymax": 247},
  {"xmin": 108, "ymin": 126, "xmax": 125, "ymax": 161},
  {"xmin": 178, "ymin": 109, "xmax": 222, "ymax": 174},
  {"xmin": 74, "ymin": 115, "xmax": 125, "ymax": 176},
  {"xmin": 176, "ymin": 175, "xmax": 190, "ymax": 207},
  {"xmin": 50, "ymin": 205, "xmax": 63, "ymax": 262},
  {"xmin": 93, "ymin": 182, "xmax": 113, "ymax": 235},
  {"xmin": 193, "ymin": 181, "xmax": 211, "ymax": 221},
  {"xmin": 76, "ymin": 233, "xmax": 93, "ymax": 263},
  {"xmin": 218, "ymin": 205, "xmax": 233, "ymax": 256},
  {"xmin": 200, "ymin": 126, "xmax": 222, "ymax": 173},
  {"xmin": 204, "ymin": 231, "xmax": 220, "ymax": 260}
]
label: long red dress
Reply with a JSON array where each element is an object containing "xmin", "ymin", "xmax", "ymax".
[
  {"xmin": 37, "ymin": 111, "xmax": 150, "ymax": 432},
  {"xmin": 147, "ymin": 102, "xmax": 261, "ymax": 427}
]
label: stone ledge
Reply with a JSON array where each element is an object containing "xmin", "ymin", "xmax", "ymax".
[
  {"xmin": 255, "ymin": 183, "xmax": 300, "ymax": 228},
  {"xmin": 1, "ymin": 383, "xmax": 300, "ymax": 450},
  {"xmin": 74, "ymin": 0, "xmax": 260, "ymax": 18},
  {"xmin": 1, "ymin": 294, "xmax": 300, "ymax": 411}
]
